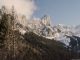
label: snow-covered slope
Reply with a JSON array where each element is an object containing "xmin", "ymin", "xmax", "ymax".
[{"xmin": 1, "ymin": 6, "xmax": 80, "ymax": 52}]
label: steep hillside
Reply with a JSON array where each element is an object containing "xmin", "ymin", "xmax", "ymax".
[{"xmin": 0, "ymin": 31, "xmax": 80, "ymax": 60}]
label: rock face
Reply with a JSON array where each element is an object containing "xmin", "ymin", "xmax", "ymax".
[
  {"xmin": 41, "ymin": 15, "xmax": 51, "ymax": 26},
  {"xmin": 1, "ymin": 6, "xmax": 80, "ymax": 52}
]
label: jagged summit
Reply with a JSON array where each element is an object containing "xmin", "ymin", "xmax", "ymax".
[
  {"xmin": 0, "ymin": 6, "xmax": 53, "ymax": 35},
  {"xmin": 41, "ymin": 15, "xmax": 51, "ymax": 26}
]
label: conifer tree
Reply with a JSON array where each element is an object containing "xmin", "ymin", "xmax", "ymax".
[{"xmin": 0, "ymin": 13, "xmax": 8, "ymax": 48}]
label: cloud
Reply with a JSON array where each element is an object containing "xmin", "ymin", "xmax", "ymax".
[{"xmin": 0, "ymin": 0, "xmax": 36, "ymax": 19}]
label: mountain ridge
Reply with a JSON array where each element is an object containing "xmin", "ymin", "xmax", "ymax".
[
  {"xmin": 0, "ymin": 6, "xmax": 80, "ymax": 60},
  {"xmin": 1, "ymin": 6, "xmax": 80, "ymax": 46}
]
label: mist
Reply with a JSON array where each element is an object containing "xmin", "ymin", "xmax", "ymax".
[{"xmin": 0, "ymin": 0, "xmax": 36, "ymax": 19}]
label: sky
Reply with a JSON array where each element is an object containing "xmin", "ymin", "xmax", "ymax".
[
  {"xmin": 0, "ymin": 0, "xmax": 36, "ymax": 19},
  {"xmin": 0, "ymin": 0, "xmax": 80, "ymax": 26},
  {"xmin": 33, "ymin": 0, "xmax": 80, "ymax": 26}
]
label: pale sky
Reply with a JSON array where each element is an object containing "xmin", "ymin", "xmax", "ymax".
[
  {"xmin": 0, "ymin": 0, "xmax": 80, "ymax": 26},
  {"xmin": 33, "ymin": 0, "xmax": 80, "ymax": 26}
]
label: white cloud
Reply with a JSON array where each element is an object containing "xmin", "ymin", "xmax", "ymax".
[{"xmin": 0, "ymin": 0, "xmax": 36, "ymax": 19}]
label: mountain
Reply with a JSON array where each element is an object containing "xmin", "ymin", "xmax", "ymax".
[
  {"xmin": 22, "ymin": 15, "xmax": 80, "ymax": 52},
  {"xmin": 1, "ymin": 6, "xmax": 80, "ymax": 49},
  {"xmin": 0, "ymin": 6, "xmax": 80, "ymax": 60},
  {"xmin": 0, "ymin": 6, "xmax": 80, "ymax": 46}
]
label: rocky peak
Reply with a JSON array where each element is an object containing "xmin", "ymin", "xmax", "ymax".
[{"xmin": 41, "ymin": 15, "xmax": 51, "ymax": 26}]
